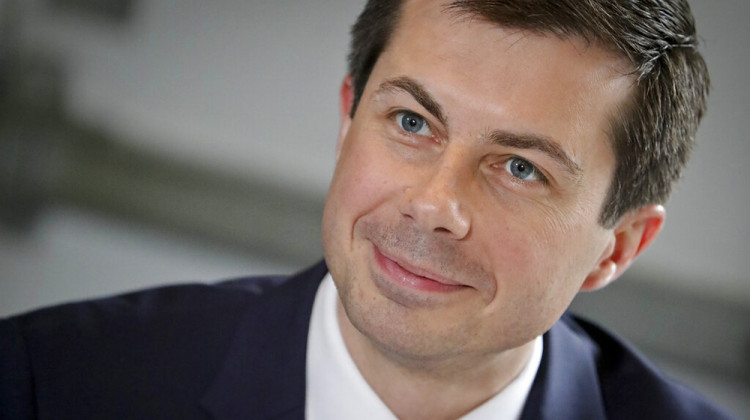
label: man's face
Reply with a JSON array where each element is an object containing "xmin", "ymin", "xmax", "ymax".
[{"xmin": 323, "ymin": 0, "xmax": 633, "ymax": 359}]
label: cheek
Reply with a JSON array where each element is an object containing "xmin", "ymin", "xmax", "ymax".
[
  {"xmin": 477, "ymin": 206, "xmax": 601, "ymax": 306},
  {"xmin": 325, "ymin": 133, "xmax": 404, "ymax": 236},
  {"xmin": 477, "ymin": 221, "xmax": 588, "ymax": 340},
  {"xmin": 475, "ymin": 202, "xmax": 573, "ymax": 274}
]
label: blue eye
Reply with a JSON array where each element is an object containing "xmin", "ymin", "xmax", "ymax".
[
  {"xmin": 396, "ymin": 112, "xmax": 432, "ymax": 136},
  {"xmin": 505, "ymin": 157, "xmax": 541, "ymax": 181}
]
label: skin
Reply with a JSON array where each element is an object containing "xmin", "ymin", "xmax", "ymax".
[{"xmin": 322, "ymin": 0, "xmax": 665, "ymax": 418}]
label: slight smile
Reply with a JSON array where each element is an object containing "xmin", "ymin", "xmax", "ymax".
[{"xmin": 371, "ymin": 244, "xmax": 469, "ymax": 306}]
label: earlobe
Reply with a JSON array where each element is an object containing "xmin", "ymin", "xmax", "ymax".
[
  {"xmin": 580, "ymin": 240, "xmax": 617, "ymax": 291},
  {"xmin": 336, "ymin": 75, "xmax": 355, "ymax": 160},
  {"xmin": 580, "ymin": 204, "xmax": 665, "ymax": 291}
]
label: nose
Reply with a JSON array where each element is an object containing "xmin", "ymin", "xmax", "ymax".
[{"xmin": 400, "ymin": 162, "xmax": 471, "ymax": 240}]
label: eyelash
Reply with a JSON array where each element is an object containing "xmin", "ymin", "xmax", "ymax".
[
  {"xmin": 502, "ymin": 157, "xmax": 548, "ymax": 185},
  {"xmin": 387, "ymin": 109, "xmax": 549, "ymax": 186},
  {"xmin": 392, "ymin": 110, "xmax": 434, "ymax": 138}
]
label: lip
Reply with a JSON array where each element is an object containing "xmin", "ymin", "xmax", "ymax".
[{"xmin": 372, "ymin": 245, "xmax": 467, "ymax": 296}]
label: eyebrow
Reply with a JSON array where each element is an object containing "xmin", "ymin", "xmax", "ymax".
[
  {"xmin": 375, "ymin": 76, "xmax": 581, "ymax": 178},
  {"xmin": 376, "ymin": 77, "xmax": 448, "ymax": 128},
  {"xmin": 487, "ymin": 130, "xmax": 582, "ymax": 177}
]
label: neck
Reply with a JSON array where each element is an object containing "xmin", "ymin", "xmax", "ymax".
[{"xmin": 337, "ymin": 300, "xmax": 535, "ymax": 420}]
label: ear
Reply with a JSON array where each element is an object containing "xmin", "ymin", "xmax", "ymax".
[
  {"xmin": 336, "ymin": 75, "xmax": 355, "ymax": 160},
  {"xmin": 580, "ymin": 204, "xmax": 665, "ymax": 291}
]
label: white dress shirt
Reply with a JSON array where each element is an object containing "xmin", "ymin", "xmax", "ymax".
[{"xmin": 306, "ymin": 273, "xmax": 543, "ymax": 420}]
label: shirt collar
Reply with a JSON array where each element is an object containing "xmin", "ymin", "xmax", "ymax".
[{"xmin": 306, "ymin": 273, "xmax": 543, "ymax": 420}]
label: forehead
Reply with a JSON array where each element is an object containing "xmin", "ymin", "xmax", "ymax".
[
  {"xmin": 391, "ymin": 0, "xmax": 633, "ymax": 108},
  {"xmin": 371, "ymin": 0, "xmax": 634, "ymax": 165}
]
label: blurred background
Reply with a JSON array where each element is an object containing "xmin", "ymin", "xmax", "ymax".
[{"xmin": 0, "ymin": 0, "xmax": 747, "ymax": 417}]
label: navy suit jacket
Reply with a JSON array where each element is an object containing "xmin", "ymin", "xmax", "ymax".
[{"xmin": 0, "ymin": 261, "xmax": 736, "ymax": 419}]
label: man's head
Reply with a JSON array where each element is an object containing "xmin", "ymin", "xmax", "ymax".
[
  {"xmin": 322, "ymin": 0, "xmax": 707, "ymax": 364},
  {"xmin": 347, "ymin": 0, "xmax": 709, "ymax": 227}
]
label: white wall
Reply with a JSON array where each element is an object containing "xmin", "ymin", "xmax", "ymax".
[
  {"xmin": 0, "ymin": 205, "xmax": 293, "ymax": 317},
  {"xmin": 19, "ymin": 0, "xmax": 364, "ymax": 192}
]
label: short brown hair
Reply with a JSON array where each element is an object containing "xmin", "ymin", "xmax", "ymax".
[{"xmin": 347, "ymin": 0, "xmax": 710, "ymax": 227}]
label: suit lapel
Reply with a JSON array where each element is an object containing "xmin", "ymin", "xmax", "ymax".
[
  {"xmin": 201, "ymin": 265, "xmax": 607, "ymax": 419},
  {"xmin": 520, "ymin": 314, "xmax": 607, "ymax": 420},
  {"xmin": 200, "ymin": 261, "xmax": 328, "ymax": 420}
]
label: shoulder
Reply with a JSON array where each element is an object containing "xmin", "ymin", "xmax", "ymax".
[
  {"xmin": 3, "ymin": 261, "xmax": 325, "ymax": 336},
  {"xmin": 0, "ymin": 261, "xmax": 327, "ymax": 418},
  {"xmin": 0, "ymin": 276, "xmax": 284, "ymax": 382},
  {"xmin": 3, "ymin": 273, "xmax": 289, "ymax": 346},
  {"xmin": 556, "ymin": 314, "xmax": 738, "ymax": 420}
]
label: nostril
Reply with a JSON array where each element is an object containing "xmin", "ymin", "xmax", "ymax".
[{"xmin": 401, "ymin": 211, "xmax": 415, "ymax": 221}]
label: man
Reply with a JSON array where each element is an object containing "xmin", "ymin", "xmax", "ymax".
[{"xmin": 0, "ymin": 0, "xmax": 735, "ymax": 419}]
